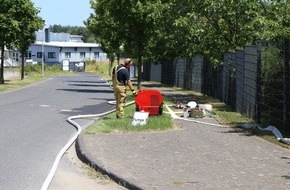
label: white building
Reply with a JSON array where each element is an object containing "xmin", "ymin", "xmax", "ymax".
[{"xmin": 11, "ymin": 29, "xmax": 108, "ymax": 71}]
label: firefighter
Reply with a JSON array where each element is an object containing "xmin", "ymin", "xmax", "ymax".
[{"xmin": 112, "ymin": 58, "xmax": 137, "ymax": 119}]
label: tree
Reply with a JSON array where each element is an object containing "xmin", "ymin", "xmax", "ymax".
[
  {"xmin": 173, "ymin": 0, "xmax": 260, "ymax": 62},
  {"xmin": 143, "ymin": 0, "xmax": 263, "ymax": 64},
  {"xmin": 0, "ymin": 0, "xmax": 19, "ymax": 84},
  {"xmin": 85, "ymin": 0, "xmax": 123, "ymax": 76},
  {"xmin": 15, "ymin": 0, "xmax": 43, "ymax": 80},
  {"xmin": 86, "ymin": 0, "xmax": 124, "ymax": 65},
  {"xmin": 87, "ymin": 0, "xmax": 164, "ymax": 89},
  {"xmin": 0, "ymin": 0, "xmax": 43, "ymax": 83}
]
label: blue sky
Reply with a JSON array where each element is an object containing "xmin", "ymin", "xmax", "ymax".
[{"xmin": 31, "ymin": 0, "xmax": 92, "ymax": 27}]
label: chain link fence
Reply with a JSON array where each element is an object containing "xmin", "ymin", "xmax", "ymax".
[{"xmin": 143, "ymin": 40, "xmax": 290, "ymax": 136}]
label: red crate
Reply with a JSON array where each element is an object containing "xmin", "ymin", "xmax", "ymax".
[{"xmin": 135, "ymin": 89, "xmax": 163, "ymax": 115}]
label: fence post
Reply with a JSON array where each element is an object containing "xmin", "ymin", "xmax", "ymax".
[
  {"xmin": 256, "ymin": 42, "xmax": 262, "ymax": 123},
  {"xmin": 283, "ymin": 39, "xmax": 290, "ymax": 134},
  {"xmin": 256, "ymin": 41, "xmax": 268, "ymax": 123},
  {"xmin": 201, "ymin": 57, "xmax": 210, "ymax": 95}
]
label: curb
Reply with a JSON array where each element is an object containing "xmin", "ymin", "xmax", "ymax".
[{"xmin": 75, "ymin": 133, "xmax": 143, "ymax": 190}]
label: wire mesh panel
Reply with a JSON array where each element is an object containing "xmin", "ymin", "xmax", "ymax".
[
  {"xmin": 192, "ymin": 57, "xmax": 203, "ymax": 92},
  {"xmin": 223, "ymin": 52, "xmax": 237, "ymax": 108},
  {"xmin": 150, "ymin": 62, "xmax": 161, "ymax": 82},
  {"xmin": 174, "ymin": 59, "xmax": 186, "ymax": 88},
  {"xmin": 236, "ymin": 50, "xmax": 245, "ymax": 114},
  {"xmin": 260, "ymin": 40, "xmax": 290, "ymax": 135},
  {"xmin": 161, "ymin": 60, "xmax": 175, "ymax": 85},
  {"xmin": 243, "ymin": 45, "xmax": 257, "ymax": 119},
  {"xmin": 142, "ymin": 62, "xmax": 151, "ymax": 81}
]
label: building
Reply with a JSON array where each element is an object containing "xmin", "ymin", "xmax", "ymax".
[{"xmin": 11, "ymin": 29, "xmax": 108, "ymax": 71}]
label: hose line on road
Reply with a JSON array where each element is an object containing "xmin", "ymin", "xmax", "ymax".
[
  {"xmin": 41, "ymin": 77, "xmax": 249, "ymax": 190},
  {"xmin": 40, "ymin": 100, "xmax": 135, "ymax": 190},
  {"xmin": 240, "ymin": 123, "xmax": 290, "ymax": 144},
  {"xmin": 164, "ymin": 104, "xmax": 227, "ymax": 127},
  {"xmin": 42, "ymin": 94, "xmax": 234, "ymax": 190},
  {"xmin": 165, "ymin": 104, "xmax": 290, "ymax": 144}
]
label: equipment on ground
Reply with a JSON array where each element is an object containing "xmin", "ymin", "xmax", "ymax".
[{"xmin": 135, "ymin": 89, "xmax": 163, "ymax": 115}]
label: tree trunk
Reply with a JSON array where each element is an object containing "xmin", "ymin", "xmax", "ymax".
[
  {"xmin": 108, "ymin": 53, "xmax": 115, "ymax": 77},
  {"xmin": 108, "ymin": 59, "xmax": 113, "ymax": 76},
  {"xmin": 137, "ymin": 52, "xmax": 142, "ymax": 90},
  {"xmin": 117, "ymin": 52, "xmax": 120, "ymax": 65},
  {"xmin": 0, "ymin": 44, "xmax": 5, "ymax": 84}
]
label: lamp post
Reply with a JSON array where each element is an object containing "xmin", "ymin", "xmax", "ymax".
[{"xmin": 42, "ymin": 20, "xmax": 45, "ymax": 77}]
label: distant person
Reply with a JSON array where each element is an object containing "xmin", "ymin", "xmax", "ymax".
[{"xmin": 112, "ymin": 58, "xmax": 137, "ymax": 119}]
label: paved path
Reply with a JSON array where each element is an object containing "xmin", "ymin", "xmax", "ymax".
[{"xmin": 77, "ymin": 86, "xmax": 290, "ymax": 190}]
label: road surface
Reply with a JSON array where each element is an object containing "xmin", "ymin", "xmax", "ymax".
[{"xmin": 0, "ymin": 73, "xmax": 118, "ymax": 189}]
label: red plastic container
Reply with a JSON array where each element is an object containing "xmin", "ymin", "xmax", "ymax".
[{"xmin": 135, "ymin": 89, "xmax": 163, "ymax": 115}]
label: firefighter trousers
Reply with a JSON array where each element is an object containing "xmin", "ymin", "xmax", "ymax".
[{"xmin": 114, "ymin": 84, "xmax": 126, "ymax": 119}]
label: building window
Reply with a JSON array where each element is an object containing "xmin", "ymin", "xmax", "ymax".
[
  {"xmin": 12, "ymin": 52, "xmax": 19, "ymax": 61},
  {"xmin": 25, "ymin": 52, "xmax": 32, "ymax": 59},
  {"xmin": 13, "ymin": 52, "xmax": 18, "ymax": 58},
  {"xmin": 80, "ymin": 52, "xmax": 86, "ymax": 58},
  {"xmin": 94, "ymin": 52, "xmax": 99, "ymax": 58},
  {"xmin": 37, "ymin": 52, "xmax": 42, "ymax": 58},
  {"xmin": 65, "ymin": 52, "xmax": 71, "ymax": 58},
  {"xmin": 48, "ymin": 52, "xmax": 56, "ymax": 58}
]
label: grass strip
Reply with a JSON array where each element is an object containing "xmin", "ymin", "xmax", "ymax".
[{"xmin": 86, "ymin": 102, "xmax": 173, "ymax": 134}]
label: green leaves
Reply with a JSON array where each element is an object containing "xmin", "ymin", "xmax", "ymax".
[
  {"xmin": 86, "ymin": 0, "xmax": 290, "ymax": 65},
  {"xmin": 258, "ymin": 0, "xmax": 290, "ymax": 40},
  {"xmin": 0, "ymin": 0, "xmax": 43, "ymax": 47},
  {"xmin": 0, "ymin": 0, "xmax": 43, "ymax": 82}
]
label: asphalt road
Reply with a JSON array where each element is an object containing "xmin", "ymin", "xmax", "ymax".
[{"xmin": 0, "ymin": 73, "xmax": 115, "ymax": 190}]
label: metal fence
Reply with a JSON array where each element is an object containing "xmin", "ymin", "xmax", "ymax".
[
  {"xmin": 143, "ymin": 41, "xmax": 290, "ymax": 135},
  {"xmin": 258, "ymin": 40, "xmax": 290, "ymax": 135}
]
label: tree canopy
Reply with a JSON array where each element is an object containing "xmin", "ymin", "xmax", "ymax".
[
  {"xmin": 0, "ymin": 0, "xmax": 43, "ymax": 83},
  {"xmin": 86, "ymin": 0, "xmax": 164, "ymax": 89},
  {"xmin": 86, "ymin": 0, "xmax": 290, "ymax": 83},
  {"xmin": 15, "ymin": 0, "xmax": 44, "ymax": 80}
]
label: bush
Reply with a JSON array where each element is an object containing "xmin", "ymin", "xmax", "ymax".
[
  {"xmin": 46, "ymin": 64, "xmax": 62, "ymax": 73},
  {"xmin": 24, "ymin": 63, "xmax": 43, "ymax": 74},
  {"xmin": 24, "ymin": 63, "xmax": 62, "ymax": 75},
  {"xmin": 86, "ymin": 60, "xmax": 112, "ymax": 79}
]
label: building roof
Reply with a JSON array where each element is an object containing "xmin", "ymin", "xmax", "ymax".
[
  {"xmin": 34, "ymin": 30, "xmax": 101, "ymax": 48},
  {"xmin": 34, "ymin": 41, "xmax": 101, "ymax": 48}
]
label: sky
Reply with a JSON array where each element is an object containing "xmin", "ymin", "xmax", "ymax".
[{"xmin": 31, "ymin": 0, "xmax": 92, "ymax": 27}]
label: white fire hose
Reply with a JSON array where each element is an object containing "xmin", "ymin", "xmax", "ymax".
[
  {"xmin": 165, "ymin": 104, "xmax": 290, "ymax": 144},
  {"xmin": 41, "ymin": 100, "xmax": 134, "ymax": 190},
  {"xmin": 41, "ymin": 78, "xmax": 290, "ymax": 189}
]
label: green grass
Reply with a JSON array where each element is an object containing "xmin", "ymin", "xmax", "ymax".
[
  {"xmin": 215, "ymin": 110, "xmax": 252, "ymax": 126},
  {"xmin": 0, "ymin": 74, "xmax": 43, "ymax": 92},
  {"xmin": 0, "ymin": 65, "xmax": 74, "ymax": 92},
  {"xmin": 85, "ymin": 82, "xmax": 253, "ymax": 135},
  {"xmin": 86, "ymin": 60, "xmax": 112, "ymax": 80},
  {"xmin": 157, "ymin": 88, "xmax": 253, "ymax": 127},
  {"xmin": 86, "ymin": 102, "xmax": 173, "ymax": 134}
]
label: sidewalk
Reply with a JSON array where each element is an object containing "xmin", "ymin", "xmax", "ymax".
[{"xmin": 76, "ymin": 85, "xmax": 290, "ymax": 190}]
